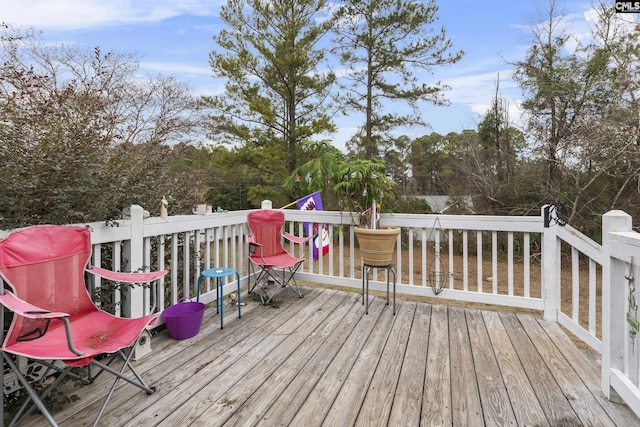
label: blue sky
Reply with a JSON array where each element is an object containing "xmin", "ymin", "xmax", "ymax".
[{"xmin": 1, "ymin": 0, "xmax": 605, "ymax": 150}]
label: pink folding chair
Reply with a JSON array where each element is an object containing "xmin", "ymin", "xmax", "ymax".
[
  {"xmin": 0, "ymin": 225, "xmax": 168, "ymax": 426},
  {"xmin": 246, "ymin": 210, "xmax": 311, "ymax": 304}
]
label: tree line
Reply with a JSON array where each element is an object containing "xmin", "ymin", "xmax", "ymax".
[{"xmin": 1, "ymin": 1, "xmax": 638, "ymax": 239}]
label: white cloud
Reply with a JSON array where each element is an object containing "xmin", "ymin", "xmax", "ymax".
[
  {"xmin": 1, "ymin": 0, "xmax": 218, "ymax": 30},
  {"xmin": 444, "ymin": 69, "xmax": 517, "ymax": 105},
  {"xmin": 434, "ymin": 69, "xmax": 525, "ymax": 130},
  {"xmin": 141, "ymin": 61, "xmax": 211, "ymax": 76},
  {"xmin": 471, "ymin": 104, "xmax": 491, "ymax": 116},
  {"xmin": 320, "ymin": 125, "xmax": 359, "ymax": 152}
]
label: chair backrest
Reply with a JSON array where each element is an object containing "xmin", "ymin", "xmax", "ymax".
[
  {"xmin": 247, "ymin": 210, "xmax": 286, "ymax": 257},
  {"xmin": 0, "ymin": 225, "xmax": 95, "ymax": 344}
]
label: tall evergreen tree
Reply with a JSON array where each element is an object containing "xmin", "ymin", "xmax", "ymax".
[
  {"xmin": 206, "ymin": 0, "xmax": 336, "ymax": 177},
  {"xmin": 332, "ymin": 0, "xmax": 462, "ymax": 159},
  {"xmin": 513, "ymin": 0, "xmax": 639, "ymax": 227}
]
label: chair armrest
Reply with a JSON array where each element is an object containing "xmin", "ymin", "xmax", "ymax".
[
  {"xmin": 247, "ymin": 235, "xmax": 264, "ymax": 258},
  {"xmin": 283, "ymin": 232, "xmax": 312, "ymax": 244},
  {"xmin": 87, "ymin": 266, "xmax": 168, "ymax": 283},
  {"xmin": 0, "ymin": 291, "xmax": 83, "ymax": 355},
  {"xmin": 87, "ymin": 266, "xmax": 168, "ymax": 316},
  {"xmin": 0, "ymin": 291, "xmax": 69, "ymax": 319}
]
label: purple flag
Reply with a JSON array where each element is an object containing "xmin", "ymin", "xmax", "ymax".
[{"xmin": 297, "ymin": 192, "xmax": 330, "ymax": 261}]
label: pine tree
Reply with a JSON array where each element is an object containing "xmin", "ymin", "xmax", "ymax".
[
  {"xmin": 207, "ymin": 0, "xmax": 336, "ymax": 175},
  {"xmin": 332, "ymin": 0, "xmax": 462, "ymax": 159}
]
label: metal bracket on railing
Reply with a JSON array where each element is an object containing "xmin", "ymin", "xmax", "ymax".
[
  {"xmin": 543, "ymin": 203, "xmax": 568, "ymax": 228},
  {"xmin": 627, "ymin": 256, "xmax": 638, "ymax": 347}
]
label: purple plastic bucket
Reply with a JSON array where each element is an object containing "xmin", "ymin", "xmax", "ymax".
[{"xmin": 162, "ymin": 300, "xmax": 206, "ymax": 340}]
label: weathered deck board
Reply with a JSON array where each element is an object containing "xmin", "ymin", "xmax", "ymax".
[
  {"xmin": 535, "ymin": 317, "xmax": 636, "ymax": 427},
  {"xmin": 386, "ymin": 302, "xmax": 430, "ymax": 426},
  {"xmin": 138, "ymin": 289, "xmax": 337, "ymax": 426},
  {"xmin": 422, "ymin": 303, "xmax": 452, "ymax": 426},
  {"xmin": 518, "ymin": 313, "xmax": 616, "ymax": 426},
  {"xmin": 352, "ymin": 300, "xmax": 415, "ymax": 427},
  {"xmin": 223, "ymin": 291, "xmax": 359, "ymax": 426},
  {"xmin": 449, "ymin": 306, "xmax": 483, "ymax": 427},
  {"xmin": 291, "ymin": 296, "xmax": 392, "ymax": 426},
  {"xmin": 482, "ymin": 310, "xmax": 549, "ymax": 426},
  {"xmin": 190, "ymin": 290, "xmax": 351, "ymax": 426},
  {"xmin": 243, "ymin": 291, "xmax": 369, "ymax": 427},
  {"xmin": 467, "ymin": 308, "xmax": 517, "ymax": 426},
  {"xmin": 499, "ymin": 311, "xmax": 583, "ymax": 425},
  {"xmin": 23, "ymin": 286, "xmax": 639, "ymax": 427}
]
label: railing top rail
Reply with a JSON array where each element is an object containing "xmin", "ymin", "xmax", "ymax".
[
  {"xmin": 610, "ymin": 231, "xmax": 640, "ymax": 262},
  {"xmin": 382, "ymin": 212, "xmax": 542, "ymax": 232},
  {"xmin": 282, "ymin": 210, "xmax": 543, "ymax": 232},
  {"xmin": 555, "ymin": 224, "xmax": 603, "ymax": 262},
  {"xmin": 2, "ymin": 209, "xmax": 546, "ymax": 244}
]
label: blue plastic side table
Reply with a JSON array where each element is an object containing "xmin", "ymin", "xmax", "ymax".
[{"xmin": 197, "ymin": 267, "xmax": 241, "ymax": 329}]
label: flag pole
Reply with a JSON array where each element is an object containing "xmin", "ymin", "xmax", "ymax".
[{"xmin": 280, "ymin": 198, "xmax": 302, "ymax": 209}]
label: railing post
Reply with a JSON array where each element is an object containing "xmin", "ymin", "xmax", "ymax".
[
  {"xmin": 542, "ymin": 205, "xmax": 560, "ymax": 321},
  {"xmin": 601, "ymin": 210, "xmax": 633, "ymax": 399},
  {"xmin": 122, "ymin": 204, "xmax": 145, "ymax": 318}
]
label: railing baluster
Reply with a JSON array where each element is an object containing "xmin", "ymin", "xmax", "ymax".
[
  {"xmin": 572, "ymin": 247, "xmax": 580, "ymax": 323},
  {"xmin": 92, "ymin": 244, "xmax": 102, "ymax": 308},
  {"xmin": 421, "ymin": 228, "xmax": 427, "ymax": 288},
  {"xmin": 171, "ymin": 233, "xmax": 178, "ymax": 306},
  {"xmin": 157, "ymin": 235, "xmax": 166, "ymax": 311},
  {"xmin": 463, "ymin": 230, "xmax": 468, "ymax": 292},
  {"xmin": 349, "ymin": 225, "xmax": 355, "ymax": 279},
  {"xmin": 144, "ymin": 236, "xmax": 152, "ymax": 315},
  {"xmin": 508, "ymin": 232, "xmax": 514, "ymax": 296},
  {"xmin": 477, "ymin": 231, "xmax": 483, "ymax": 293},
  {"xmin": 114, "ymin": 241, "xmax": 122, "ymax": 316},
  {"xmin": 448, "ymin": 229, "xmax": 454, "ymax": 290},
  {"xmin": 492, "ymin": 231, "xmax": 498, "ymax": 294},
  {"xmin": 328, "ymin": 224, "xmax": 334, "ymax": 277},
  {"xmin": 182, "ymin": 231, "xmax": 190, "ymax": 299},
  {"xmin": 524, "ymin": 233, "xmax": 530, "ymax": 298},
  {"xmin": 339, "ymin": 227, "xmax": 345, "ymax": 278},
  {"xmin": 589, "ymin": 258, "xmax": 596, "ymax": 335},
  {"xmin": 408, "ymin": 228, "xmax": 414, "ymax": 286}
]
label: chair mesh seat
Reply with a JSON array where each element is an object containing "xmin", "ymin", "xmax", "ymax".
[
  {"xmin": 0, "ymin": 225, "xmax": 167, "ymax": 426},
  {"xmin": 246, "ymin": 210, "xmax": 310, "ymax": 304}
]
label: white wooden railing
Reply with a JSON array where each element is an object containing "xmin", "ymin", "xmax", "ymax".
[
  {"xmin": 79, "ymin": 205, "xmax": 548, "ymax": 322},
  {"xmin": 601, "ymin": 210, "xmax": 640, "ymax": 416},
  {"xmin": 3, "ymin": 203, "xmax": 640, "ymax": 416}
]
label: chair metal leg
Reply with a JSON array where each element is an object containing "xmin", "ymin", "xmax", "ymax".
[
  {"xmin": 236, "ymin": 272, "xmax": 242, "ymax": 319},
  {"xmin": 3, "ymin": 353, "xmax": 58, "ymax": 427},
  {"xmin": 91, "ymin": 344, "xmax": 155, "ymax": 427},
  {"xmin": 361, "ymin": 265, "xmax": 365, "ymax": 305},
  {"xmin": 13, "ymin": 363, "xmax": 77, "ymax": 424}
]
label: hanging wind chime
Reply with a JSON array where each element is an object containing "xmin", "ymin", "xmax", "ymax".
[{"xmin": 427, "ymin": 217, "xmax": 449, "ymax": 295}]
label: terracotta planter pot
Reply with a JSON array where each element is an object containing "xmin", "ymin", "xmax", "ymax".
[{"xmin": 354, "ymin": 226, "xmax": 401, "ymax": 266}]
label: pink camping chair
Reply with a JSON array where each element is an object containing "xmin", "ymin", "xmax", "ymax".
[
  {"xmin": 0, "ymin": 225, "xmax": 168, "ymax": 426},
  {"xmin": 246, "ymin": 210, "xmax": 311, "ymax": 304}
]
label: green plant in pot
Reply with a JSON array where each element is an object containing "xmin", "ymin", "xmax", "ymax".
[
  {"xmin": 333, "ymin": 159, "xmax": 400, "ymax": 266},
  {"xmin": 284, "ymin": 142, "xmax": 399, "ymax": 267}
]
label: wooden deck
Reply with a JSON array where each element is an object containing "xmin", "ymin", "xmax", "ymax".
[{"xmin": 27, "ymin": 286, "xmax": 639, "ymax": 426}]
